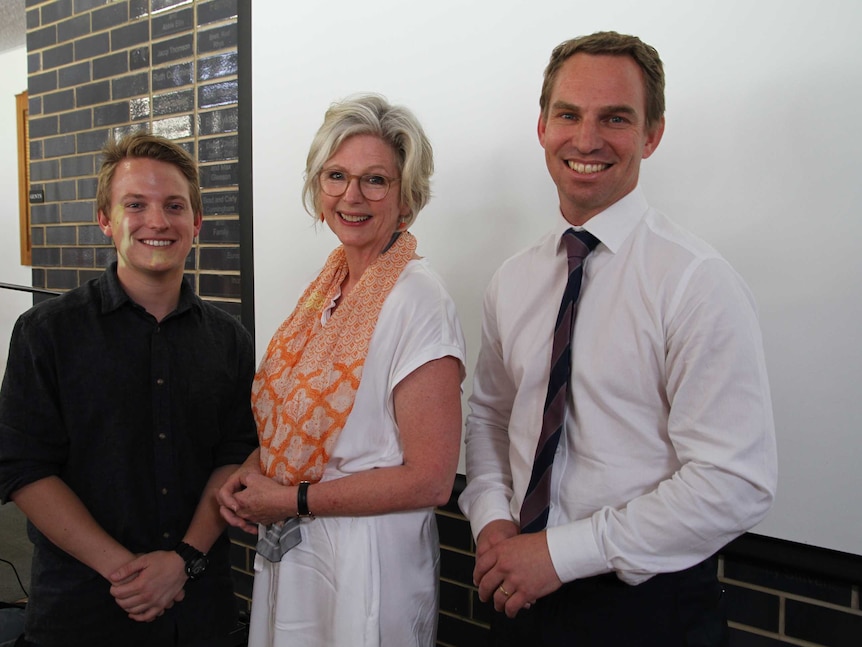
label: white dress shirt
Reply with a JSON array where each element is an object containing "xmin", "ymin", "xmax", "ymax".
[{"xmin": 459, "ymin": 186, "xmax": 777, "ymax": 585}]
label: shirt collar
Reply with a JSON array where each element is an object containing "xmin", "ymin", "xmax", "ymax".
[
  {"xmin": 554, "ymin": 185, "xmax": 649, "ymax": 255},
  {"xmin": 99, "ymin": 262, "xmax": 200, "ymax": 318}
]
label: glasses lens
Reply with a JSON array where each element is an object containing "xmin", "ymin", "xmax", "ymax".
[{"xmin": 359, "ymin": 175, "xmax": 389, "ymax": 201}]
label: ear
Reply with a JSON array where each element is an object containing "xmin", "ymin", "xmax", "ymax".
[
  {"xmin": 97, "ymin": 209, "xmax": 113, "ymax": 237},
  {"xmin": 537, "ymin": 112, "xmax": 548, "ymax": 147},
  {"xmin": 193, "ymin": 211, "xmax": 203, "ymax": 237},
  {"xmin": 642, "ymin": 116, "xmax": 665, "ymax": 159}
]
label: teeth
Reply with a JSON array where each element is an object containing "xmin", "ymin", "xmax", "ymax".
[
  {"xmin": 340, "ymin": 213, "xmax": 370, "ymax": 223},
  {"xmin": 141, "ymin": 240, "xmax": 172, "ymax": 247},
  {"xmin": 568, "ymin": 161, "xmax": 609, "ymax": 174}
]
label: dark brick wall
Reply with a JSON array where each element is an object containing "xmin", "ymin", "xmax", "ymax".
[{"xmin": 25, "ymin": 0, "xmax": 243, "ymax": 319}]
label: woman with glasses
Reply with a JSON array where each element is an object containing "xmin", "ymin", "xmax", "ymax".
[{"xmin": 218, "ymin": 94, "xmax": 466, "ymax": 646}]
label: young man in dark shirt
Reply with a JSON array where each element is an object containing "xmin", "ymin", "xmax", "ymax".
[{"xmin": 0, "ymin": 133, "xmax": 257, "ymax": 647}]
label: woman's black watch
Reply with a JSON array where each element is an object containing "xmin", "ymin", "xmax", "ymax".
[{"xmin": 174, "ymin": 541, "xmax": 208, "ymax": 580}]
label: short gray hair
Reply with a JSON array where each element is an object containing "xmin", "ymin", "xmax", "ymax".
[{"xmin": 302, "ymin": 93, "xmax": 433, "ymax": 228}]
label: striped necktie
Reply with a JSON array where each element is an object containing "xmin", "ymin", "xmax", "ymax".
[{"xmin": 520, "ymin": 228, "xmax": 599, "ymax": 533}]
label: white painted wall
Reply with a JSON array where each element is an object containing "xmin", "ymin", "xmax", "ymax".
[
  {"xmin": 251, "ymin": 0, "xmax": 862, "ymax": 555},
  {"xmin": 0, "ymin": 45, "xmax": 33, "ymax": 376}
]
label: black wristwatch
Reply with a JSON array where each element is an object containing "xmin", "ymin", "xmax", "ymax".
[{"xmin": 174, "ymin": 541, "xmax": 208, "ymax": 580}]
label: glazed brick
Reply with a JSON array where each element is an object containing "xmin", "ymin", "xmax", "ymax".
[
  {"xmin": 111, "ymin": 21, "xmax": 150, "ymax": 51},
  {"xmin": 30, "ymin": 140, "xmax": 44, "ymax": 161},
  {"xmin": 198, "ymin": 273, "xmax": 241, "ymax": 299},
  {"xmin": 153, "ymin": 89, "xmax": 194, "ymax": 116},
  {"xmin": 437, "ymin": 513, "xmax": 474, "ymax": 553},
  {"xmin": 199, "ymin": 79, "xmax": 237, "ymax": 108},
  {"xmin": 471, "ymin": 590, "xmax": 494, "ymax": 625},
  {"xmin": 724, "ymin": 558, "xmax": 853, "ymax": 606},
  {"xmin": 198, "ymin": 135, "xmax": 238, "ymax": 162},
  {"xmin": 93, "ymin": 51, "xmax": 127, "ymax": 79},
  {"xmin": 199, "ymin": 162, "xmax": 238, "ymax": 188},
  {"xmin": 75, "ymin": 33, "xmax": 110, "ymax": 61},
  {"xmin": 31, "ymin": 227, "xmax": 45, "ymax": 247},
  {"xmin": 723, "ymin": 583, "xmax": 779, "ymax": 632},
  {"xmin": 129, "ymin": 46, "xmax": 149, "ymax": 70},
  {"xmin": 57, "ymin": 14, "xmax": 90, "ymax": 42},
  {"xmin": 62, "ymin": 201, "xmax": 96, "ymax": 223},
  {"xmin": 42, "ymin": 43, "xmax": 73, "ymax": 69},
  {"xmin": 785, "ymin": 598, "xmax": 862, "ymax": 646},
  {"xmin": 199, "ymin": 246, "xmax": 241, "ymax": 272},
  {"xmin": 30, "ymin": 115, "xmax": 59, "ymax": 138},
  {"xmin": 152, "ymin": 62, "xmax": 194, "ymax": 91},
  {"xmin": 201, "ymin": 191, "xmax": 238, "ymax": 216},
  {"xmin": 58, "ymin": 61, "xmax": 91, "ymax": 89},
  {"xmin": 61, "ymin": 247, "xmax": 95, "ymax": 267},
  {"xmin": 60, "ymin": 154, "xmax": 95, "ymax": 178},
  {"xmin": 230, "ymin": 568, "xmax": 254, "ymax": 600},
  {"xmin": 46, "ymin": 269, "xmax": 78, "ymax": 290},
  {"xmin": 44, "ymin": 179, "xmax": 76, "ymax": 202},
  {"xmin": 30, "ymin": 202, "xmax": 60, "ymax": 225},
  {"xmin": 43, "ymin": 134, "xmax": 76, "ymax": 158},
  {"xmin": 74, "ymin": 0, "xmax": 111, "ymax": 11},
  {"xmin": 129, "ymin": 0, "xmax": 148, "ymax": 20},
  {"xmin": 77, "ymin": 128, "xmax": 110, "ymax": 153},
  {"xmin": 78, "ymin": 224, "xmax": 105, "ymax": 244},
  {"xmin": 440, "ymin": 547, "xmax": 476, "ymax": 585},
  {"xmin": 31, "ymin": 268, "xmax": 46, "ymax": 290},
  {"xmin": 29, "ymin": 70, "xmax": 58, "ymax": 95},
  {"xmin": 94, "ymin": 101, "xmax": 130, "ymax": 127},
  {"xmin": 151, "ymin": 115, "xmax": 193, "ymax": 140},
  {"xmin": 130, "ymin": 97, "xmax": 150, "ymax": 120},
  {"xmin": 152, "ymin": 8, "xmax": 193, "ymax": 38},
  {"xmin": 91, "ymin": 2, "xmax": 127, "ymax": 32},
  {"xmin": 197, "ymin": 24, "xmax": 237, "ymax": 55},
  {"xmin": 197, "ymin": 0, "xmax": 238, "ymax": 26},
  {"xmin": 29, "ymin": 96, "xmax": 43, "ymax": 117},
  {"xmin": 199, "ymin": 219, "xmax": 239, "ymax": 244},
  {"xmin": 27, "ymin": 8, "xmax": 41, "ymax": 30},
  {"xmin": 95, "ymin": 247, "xmax": 117, "ymax": 267},
  {"xmin": 198, "ymin": 52, "xmax": 237, "ymax": 82},
  {"xmin": 198, "ymin": 107, "xmax": 238, "ymax": 136},
  {"xmin": 30, "ymin": 160, "xmax": 61, "ymax": 183},
  {"xmin": 27, "ymin": 25, "xmax": 57, "ymax": 51},
  {"xmin": 76, "ymin": 80, "xmax": 110, "ymax": 107},
  {"xmin": 151, "ymin": 34, "xmax": 194, "ymax": 66},
  {"xmin": 42, "ymin": 89, "xmax": 75, "ymax": 114},
  {"xmin": 32, "ymin": 247, "xmax": 61, "ymax": 267},
  {"xmin": 28, "ymin": 52, "xmax": 41, "ymax": 75},
  {"xmin": 112, "ymin": 72, "xmax": 149, "ymax": 99},
  {"xmin": 60, "ymin": 108, "xmax": 92, "ymax": 133},
  {"xmin": 440, "ymin": 580, "xmax": 471, "ymax": 617},
  {"xmin": 152, "ymin": 0, "xmax": 188, "ymax": 13},
  {"xmin": 40, "ymin": 0, "xmax": 73, "ymax": 25},
  {"xmin": 77, "ymin": 178, "xmax": 98, "ymax": 200}
]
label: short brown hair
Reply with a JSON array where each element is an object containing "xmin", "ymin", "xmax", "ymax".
[
  {"xmin": 539, "ymin": 31, "xmax": 665, "ymax": 129},
  {"xmin": 96, "ymin": 132, "xmax": 202, "ymax": 218}
]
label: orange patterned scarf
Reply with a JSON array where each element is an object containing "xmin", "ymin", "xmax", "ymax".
[{"xmin": 253, "ymin": 231, "xmax": 417, "ymax": 485}]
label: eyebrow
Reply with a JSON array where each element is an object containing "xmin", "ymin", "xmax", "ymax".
[{"xmin": 551, "ymin": 100, "xmax": 639, "ymax": 117}]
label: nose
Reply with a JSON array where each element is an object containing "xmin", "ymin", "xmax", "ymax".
[
  {"xmin": 343, "ymin": 176, "xmax": 364, "ymax": 202},
  {"xmin": 145, "ymin": 207, "xmax": 170, "ymax": 230},
  {"xmin": 573, "ymin": 118, "xmax": 603, "ymax": 153}
]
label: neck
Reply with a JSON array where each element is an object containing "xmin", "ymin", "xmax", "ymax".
[{"xmin": 115, "ymin": 265, "xmax": 184, "ymax": 322}]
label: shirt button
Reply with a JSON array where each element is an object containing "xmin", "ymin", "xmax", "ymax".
[
  {"xmin": 162, "ymin": 488, "xmax": 168, "ymax": 495},
  {"xmin": 156, "ymin": 378, "xmax": 165, "ymax": 386},
  {"xmin": 158, "ymin": 433, "xmax": 167, "ymax": 440},
  {"xmin": 163, "ymin": 532, "xmax": 171, "ymax": 539}
]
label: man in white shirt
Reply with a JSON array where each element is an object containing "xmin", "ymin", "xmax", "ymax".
[{"xmin": 459, "ymin": 31, "xmax": 777, "ymax": 646}]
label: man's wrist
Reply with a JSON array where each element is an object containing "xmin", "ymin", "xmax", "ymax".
[{"xmin": 174, "ymin": 541, "xmax": 208, "ymax": 580}]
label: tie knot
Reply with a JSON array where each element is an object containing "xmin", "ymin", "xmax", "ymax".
[{"xmin": 562, "ymin": 228, "xmax": 600, "ymax": 265}]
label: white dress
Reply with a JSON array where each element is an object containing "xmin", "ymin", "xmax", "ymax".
[{"xmin": 248, "ymin": 259, "xmax": 467, "ymax": 647}]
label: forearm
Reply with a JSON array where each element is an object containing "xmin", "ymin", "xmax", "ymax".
[
  {"xmin": 11, "ymin": 476, "xmax": 134, "ymax": 579},
  {"xmin": 182, "ymin": 464, "xmax": 238, "ymax": 552}
]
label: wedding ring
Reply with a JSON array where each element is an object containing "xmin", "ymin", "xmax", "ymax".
[{"xmin": 498, "ymin": 584, "xmax": 511, "ymax": 597}]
